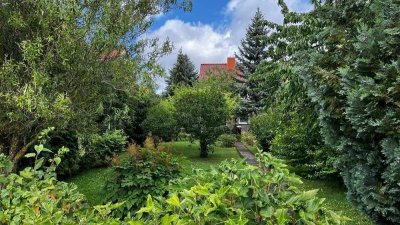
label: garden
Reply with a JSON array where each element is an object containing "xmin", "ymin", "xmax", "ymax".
[{"xmin": 0, "ymin": 0, "xmax": 399, "ymax": 225}]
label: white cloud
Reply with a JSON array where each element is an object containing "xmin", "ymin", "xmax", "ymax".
[{"xmin": 150, "ymin": 0, "xmax": 312, "ymax": 93}]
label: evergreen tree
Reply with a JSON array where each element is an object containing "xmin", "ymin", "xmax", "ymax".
[
  {"xmin": 166, "ymin": 50, "xmax": 197, "ymax": 96},
  {"xmin": 235, "ymin": 8, "xmax": 269, "ymax": 115},
  {"xmin": 269, "ymin": 0, "xmax": 400, "ymax": 223}
]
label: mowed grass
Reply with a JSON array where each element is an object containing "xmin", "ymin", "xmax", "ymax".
[
  {"xmin": 65, "ymin": 167, "xmax": 114, "ymax": 206},
  {"xmin": 164, "ymin": 141, "xmax": 241, "ymax": 172},
  {"xmin": 298, "ymin": 179, "xmax": 373, "ymax": 225}
]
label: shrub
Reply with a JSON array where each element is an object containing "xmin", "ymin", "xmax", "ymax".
[
  {"xmin": 216, "ymin": 134, "xmax": 237, "ymax": 147},
  {"xmin": 80, "ymin": 130, "xmax": 127, "ymax": 168},
  {"xmin": 271, "ymin": 114, "xmax": 337, "ymax": 178},
  {"xmin": 177, "ymin": 131, "xmax": 194, "ymax": 143},
  {"xmin": 104, "ymin": 146, "xmax": 182, "ymax": 218},
  {"xmin": 250, "ymin": 108, "xmax": 281, "ymax": 151},
  {"xmin": 135, "ymin": 152, "xmax": 349, "ymax": 224},
  {"xmin": 241, "ymin": 131, "xmax": 257, "ymax": 146},
  {"xmin": 141, "ymin": 100, "xmax": 178, "ymax": 142}
]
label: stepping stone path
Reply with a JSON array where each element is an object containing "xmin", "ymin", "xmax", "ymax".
[{"xmin": 234, "ymin": 142, "xmax": 258, "ymax": 166}]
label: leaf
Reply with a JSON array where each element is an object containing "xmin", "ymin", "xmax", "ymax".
[
  {"xmin": 274, "ymin": 208, "xmax": 288, "ymax": 225},
  {"xmin": 54, "ymin": 157, "xmax": 61, "ymax": 165},
  {"xmin": 34, "ymin": 158, "xmax": 44, "ymax": 170},
  {"xmin": 34, "ymin": 144, "xmax": 44, "ymax": 154},
  {"xmin": 25, "ymin": 153, "xmax": 36, "ymax": 158},
  {"xmin": 260, "ymin": 206, "xmax": 274, "ymax": 218},
  {"xmin": 166, "ymin": 194, "xmax": 180, "ymax": 207}
]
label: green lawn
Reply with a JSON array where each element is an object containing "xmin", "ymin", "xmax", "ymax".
[
  {"xmin": 298, "ymin": 179, "xmax": 373, "ymax": 225},
  {"xmin": 65, "ymin": 167, "xmax": 114, "ymax": 205},
  {"xmin": 164, "ymin": 141, "xmax": 240, "ymax": 172},
  {"xmin": 65, "ymin": 141, "xmax": 240, "ymax": 205}
]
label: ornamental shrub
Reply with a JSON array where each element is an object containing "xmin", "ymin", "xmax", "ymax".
[
  {"xmin": 104, "ymin": 146, "xmax": 182, "ymax": 218},
  {"xmin": 135, "ymin": 152, "xmax": 349, "ymax": 224},
  {"xmin": 216, "ymin": 134, "xmax": 237, "ymax": 148},
  {"xmin": 80, "ymin": 130, "xmax": 127, "ymax": 168}
]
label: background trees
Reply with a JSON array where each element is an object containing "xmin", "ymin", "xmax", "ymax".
[
  {"xmin": 0, "ymin": 0, "xmax": 190, "ymax": 170},
  {"xmin": 165, "ymin": 50, "xmax": 197, "ymax": 96}
]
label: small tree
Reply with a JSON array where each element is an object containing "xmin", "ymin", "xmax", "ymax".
[
  {"xmin": 166, "ymin": 50, "xmax": 197, "ymax": 96},
  {"xmin": 141, "ymin": 99, "xmax": 178, "ymax": 143},
  {"xmin": 173, "ymin": 85, "xmax": 230, "ymax": 157}
]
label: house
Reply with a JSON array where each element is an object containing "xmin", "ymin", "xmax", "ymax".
[{"xmin": 199, "ymin": 57, "xmax": 249, "ymax": 133}]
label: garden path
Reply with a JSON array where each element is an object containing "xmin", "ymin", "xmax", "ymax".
[{"xmin": 234, "ymin": 142, "xmax": 258, "ymax": 166}]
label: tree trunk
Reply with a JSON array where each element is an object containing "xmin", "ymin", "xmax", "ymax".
[{"xmin": 200, "ymin": 138, "xmax": 208, "ymax": 158}]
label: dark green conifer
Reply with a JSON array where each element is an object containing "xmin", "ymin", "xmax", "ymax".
[{"xmin": 166, "ymin": 50, "xmax": 197, "ymax": 96}]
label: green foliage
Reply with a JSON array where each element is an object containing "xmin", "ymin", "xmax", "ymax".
[
  {"xmin": 254, "ymin": 0, "xmax": 400, "ymax": 223},
  {"xmin": 165, "ymin": 50, "xmax": 197, "ymax": 96},
  {"xmin": 216, "ymin": 134, "xmax": 237, "ymax": 148},
  {"xmin": 104, "ymin": 147, "xmax": 182, "ymax": 218},
  {"xmin": 0, "ymin": 0, "xmax": 190, "ymax": 169},
  {"xmin": 241, "ymin": 131, "xmax": 257, "ymax": 147},
  {"xmin": 250, "ymin": 108, "xmax": 281, "ymax": 151},
  {"xmin": 81, "ymin": 130, "xmax": 127, "ymax": 169},
  {"xmin": 173, "ymin": 84, "xmax": 231, "ymax": 157},
  {"xmin": 135, "ymin": 153, "xmax": 349, "ymax": 224},
  {"xmin": 235, "ymin": 8, "xmax": 271, "ymax": 115},
  {"xmin": 141, "ymin": 100, "xmax": 178, "ymax": 142}
]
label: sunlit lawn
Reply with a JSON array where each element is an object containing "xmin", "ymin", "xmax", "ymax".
[{"xmin": 164, "ymin": 141, "xmax": 240, "ymax": 172}]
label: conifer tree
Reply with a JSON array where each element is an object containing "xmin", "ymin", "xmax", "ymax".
[
  {"xmin": 235, "ymin": 8, "xmax": 269, "ymax": 115},
  {"xmin": 166, "ymin": 50, "xmax": 197, "ymax": 96}
]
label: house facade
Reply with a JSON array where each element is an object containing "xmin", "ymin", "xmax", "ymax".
[{"xmin": 199, "ymin": 57, "xmax": 250, "ymax": 133}]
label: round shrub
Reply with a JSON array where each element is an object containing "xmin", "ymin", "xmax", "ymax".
[{"xmin": 216, "ymin": 134, "xmax": 237, "ymax": 147}]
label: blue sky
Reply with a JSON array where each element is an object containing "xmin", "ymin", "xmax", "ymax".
[{"xmin": 149, "ymin": 0, "xmax": 312, "ymax": 92}]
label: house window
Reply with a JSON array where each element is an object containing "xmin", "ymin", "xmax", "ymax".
[{"xmin": 237, "ymin": 117, "xmax": 249, "ymax": 125}]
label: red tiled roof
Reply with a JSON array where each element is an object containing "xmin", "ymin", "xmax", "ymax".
[
  {"xmin": 199, "ymin": 64, "xmax": 227, "ymax": 79},
  {"xmin": 198, "ymin": 58, "xmax": 246, "ymax": 83}
]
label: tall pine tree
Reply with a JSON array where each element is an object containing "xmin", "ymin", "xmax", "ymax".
[
  {"xmin": 165, "ymin": 50, "xmax": 197, "ymax": 96},
  {"xmin": 235, "ymin": 8, "xmax": 269, "ymax": 116}
]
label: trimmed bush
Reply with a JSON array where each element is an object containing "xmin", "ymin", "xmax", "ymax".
[{"xmin": 216, "ymin": 134, "xmax": 237, "ymax": 147}]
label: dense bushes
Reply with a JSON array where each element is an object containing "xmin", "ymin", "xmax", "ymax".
[
  {"xmin": 81, "ymin": 130, "xmax": 127, "ymax": 169},
  {"xmin": 248, "ymin": 0, "xmax": 400, "ymax": 223},
  {"xmin": 0, "ymin": 145, "xmax": 348, "ymax": 224},
  {"xmin": 216, "ymin": 134, "xmax": 237, "ymax": 147},
  {"xmin": 104, "ymin": 144, "xmax": 181, "ymax": 218},
  {"xmin": 136, "ymin": 152, "xmax": 349, "ymax": 224},
  {"xmin": 141, "ymin": 100, "xmax": 178, "ymax": 142}
]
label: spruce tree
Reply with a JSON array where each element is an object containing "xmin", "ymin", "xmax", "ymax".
[
  {"xmin": 166, "ymin": 50, "xmax": 197, "ymax": 96},
  {"xmin": 235, "ymin": 8, "xmax": 269, "ymax": 115}
]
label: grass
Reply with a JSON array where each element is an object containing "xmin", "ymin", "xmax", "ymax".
[
  {"xmin": 65, "ymin": 167, "xmax": 114, "ymax": 205},
  {"xmin": 298, "ymin": 179, "xmax": 373, "ymax": 225},
  {"xmin": 65, "ymin": 141, "xmax": 373, "ymax": 225},
  {"xmin": 164, "ymin": 141, "xmax": 240, "ymax": 172},
  {"xmin": 66, "ymin": 141, "xmax": 240, "ymax": 205}
]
